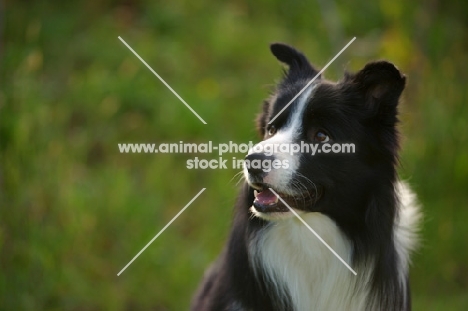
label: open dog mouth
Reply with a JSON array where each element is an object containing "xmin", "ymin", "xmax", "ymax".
[{"xmin": 251, "ymin": 183, "xmax": 322, "ymax": 213}]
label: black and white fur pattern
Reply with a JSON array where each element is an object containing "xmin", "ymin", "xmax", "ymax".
[{"xmin": 191, "ymin": 43, "xmax": 420, "ymax": 311}]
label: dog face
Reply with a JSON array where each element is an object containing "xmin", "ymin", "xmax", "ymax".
[{"xmin": 244, "ymin": 43, "xmax": 406, "ymax": 221}]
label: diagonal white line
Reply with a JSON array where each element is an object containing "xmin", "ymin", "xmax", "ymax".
[
  {"xmin": 117, "ymin": 188, "xmax": 206, "ymax": 276},
  {"xmin": 118, "ymin": 36, "xmax": 207, "ymax": 125},
  {"xmin": 268, "ymin": 37, "xmax": 356, "ymax": 124},
  {"xmin": 269, "ymin": 188, "xmax": 357, "ymax": 275}
]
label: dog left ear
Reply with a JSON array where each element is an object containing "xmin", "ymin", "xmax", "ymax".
[{"xmin": 352, "ymin": 61, "xmax": 406, "ymax": 121}]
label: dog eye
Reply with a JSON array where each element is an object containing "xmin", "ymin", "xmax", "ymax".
[
  {"xmin": 267, "ymin": 125, "xmax": 277, "ymax": 136},
  {"xmin": 315, "ymin": 131, "xmax": 330, "ymax": 142}
]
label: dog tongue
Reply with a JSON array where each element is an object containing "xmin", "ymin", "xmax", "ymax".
[{"xmin": 256, "ymin": 189, "xmax": 278, "ymax": 206}]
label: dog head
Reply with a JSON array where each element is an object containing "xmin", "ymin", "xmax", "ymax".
[{"xmin": 244, "ymin": 43, "xmax": 406, "ymax": 221}]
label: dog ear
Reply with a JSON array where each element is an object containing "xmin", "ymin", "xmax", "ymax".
[
  {"xmin": 351, "ymin": 61, "xmax": 406, "ymax": 121},
  {"xmin": 270, "ymin": 43, "xmax": 317, "ymax": 76}
]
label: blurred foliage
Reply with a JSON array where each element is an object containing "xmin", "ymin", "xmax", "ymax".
[{"xmin": 1, "ymin": 0, "xmax": 468, "ymax": 310}]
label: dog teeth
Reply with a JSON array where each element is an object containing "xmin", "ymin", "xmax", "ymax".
[{"xmin": 254, "ymin": 190, "xmax": 258, "ymax": 197}]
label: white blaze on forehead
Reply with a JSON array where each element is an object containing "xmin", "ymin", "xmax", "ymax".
[
  {"xmin": 249, "ymin": 83, "xmax": 316, "ymax": 152},
  {"xmin": 281, "ymin": 84, "xmax": 315, "ymax": 140},
  {"xmin": 244, "ymin": 84, "xmax": 317, "ymax": 195}
]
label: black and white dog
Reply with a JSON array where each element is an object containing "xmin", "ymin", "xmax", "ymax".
[{"xmin": 192, "ymin": 43, "xmax": 420, "ymax": 311}]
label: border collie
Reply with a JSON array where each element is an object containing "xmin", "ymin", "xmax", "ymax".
[{"xmin": 192, "ymin": 43, "xmax": 420, "ymax": 311}]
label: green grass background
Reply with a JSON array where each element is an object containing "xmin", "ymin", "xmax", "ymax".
[{"xmin": 1, "ymin": 0, "xmax": 468, "ymax": 310}]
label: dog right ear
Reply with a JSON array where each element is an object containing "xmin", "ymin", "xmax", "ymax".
[{"xmin": 270, "ymin": 43, "xmax": 318, "ymax": 77}]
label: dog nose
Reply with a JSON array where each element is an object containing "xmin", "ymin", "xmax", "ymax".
[{"xmin": 244, "ymin": 153, "xmax": 274, "ymax": 176}]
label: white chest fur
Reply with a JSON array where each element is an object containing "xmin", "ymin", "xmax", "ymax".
[{"xmin": 250, "ymin": 213, "xmax": 370, "ymax": 311}]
